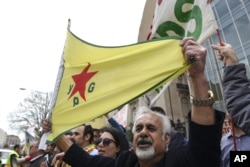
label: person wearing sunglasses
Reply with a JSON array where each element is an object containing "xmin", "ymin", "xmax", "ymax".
[{"xmin": 96, "ymin": 127, "xmax": 130, "ymax": 158}]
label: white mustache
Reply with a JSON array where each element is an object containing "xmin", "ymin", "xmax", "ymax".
[{"xmin": 137, "ymin": 137, "xmax": 152, "ymax": 145}]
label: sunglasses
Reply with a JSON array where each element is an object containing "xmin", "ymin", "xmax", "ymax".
[{"xmin": 96, "ymin": 138, "xmax": 116, "ymax": 146}]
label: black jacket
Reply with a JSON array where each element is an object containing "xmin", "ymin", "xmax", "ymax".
[{"xmin": 223, "ymin": 63, "xmax": 250, "ymax": 135}]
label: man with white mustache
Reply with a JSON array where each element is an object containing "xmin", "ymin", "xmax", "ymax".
[{"xmin": 131, "ymin": 107, "xmax": 171, "ymax": 165}]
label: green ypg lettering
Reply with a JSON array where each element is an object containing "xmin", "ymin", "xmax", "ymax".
[
  {"xmin": 88, "ymin": 82, "xmax": 95, "ymax": 93},
  {"xmin": 71, "ymin": 82, "xmax": 96, "ymax": 106}
]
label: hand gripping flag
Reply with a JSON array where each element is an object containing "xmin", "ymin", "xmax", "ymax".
[{"xmin": 47, "ymin": 28, "xmax": 190, "ymax": 141}]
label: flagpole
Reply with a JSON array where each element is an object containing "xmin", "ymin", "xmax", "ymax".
[
  {"xmin": 167, "ymin": 86, "xmax": 174, "ymax": 121},
  {"xmin": 68, "ymin": 18, "xmax": 71, "ymax": 29},
  {"xmin": 149, "ymin": 81, "xmax": 172, "ymax": 107}
]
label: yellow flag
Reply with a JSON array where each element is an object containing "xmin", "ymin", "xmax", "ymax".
[{"xmin": 48, "ymin": 29, "xmax": 190, "ymax": 141}]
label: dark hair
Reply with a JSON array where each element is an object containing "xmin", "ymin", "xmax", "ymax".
[
  {"xmin": 150, "ymin": 106, "xmax": 166, "ymax": 115},
  {"xmin": 101, "ymin": 127, "xmax": 130, "ymax": 155},
  {"xmin": 14, "ymin": 144, "xmax": 20, "ymax": 150},
  {"xmin": 83, "ymin": 124, "xmax": 94, "ymax": 144},
  {"xmin": 48, "ymin": 143, "xmax": 56, "ymax": 149}
]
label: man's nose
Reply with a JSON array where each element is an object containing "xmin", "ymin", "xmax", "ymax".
[{"xmin": 139, "ymin": 127, "xmax": 148, "ymax": 137}]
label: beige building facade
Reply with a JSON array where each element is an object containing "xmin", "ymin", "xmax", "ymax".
[{"xmin": 0, "ymin": 128, "xmax": 7, "ymax": 148}]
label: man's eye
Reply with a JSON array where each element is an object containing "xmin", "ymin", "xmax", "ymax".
[
  {"xmin": 73, "ymin": 132, "xmax": 79, "ymax": 135},
  {"xmin": 147, "ymin": 125, "xmax": 156, "ymax": 132},
  {"xmin": 135, "ymin": 126, "xmax": 142, "ymax": 132}
]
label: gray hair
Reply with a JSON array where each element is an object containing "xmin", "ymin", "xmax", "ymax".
[{"xmin": 132, "ymin": 106, "xmax": 171, "ymax": 139}]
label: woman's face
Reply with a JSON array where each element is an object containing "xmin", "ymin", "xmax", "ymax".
[{"xmin": 96, "ymin": 132, "xmax": 120, "ymax": 158}]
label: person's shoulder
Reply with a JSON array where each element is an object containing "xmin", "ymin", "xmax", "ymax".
[
  {"xmin": 170, "ymin": 130, "xmax": 185, "ymax": 142},
  {"xmin": 116, "ymin": 150, "xmax": 138, "ymax": 166},
  {"xmin": 118, "ymin": 150, "xmax": 136, "ymax": 158},
  {"xmin": 240, "ymin": 133, "xmax": 250, "ymax": 140},
  {"xmin": 9, "ymin": 151, "xmax": 19, "ymax": 160},
  {"xmin": 171, "ymin": 130, "xmax": 183, "ymax": 136}
]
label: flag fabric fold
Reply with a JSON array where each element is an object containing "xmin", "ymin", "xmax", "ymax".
[{"xmin": 48, "ymin": 29, "xmax": 190, "ymax": 141}]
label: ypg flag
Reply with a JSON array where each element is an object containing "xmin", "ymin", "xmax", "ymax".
[{"xmin": 48, "ymin": 28, "xmax": 190, "ymax": 141}]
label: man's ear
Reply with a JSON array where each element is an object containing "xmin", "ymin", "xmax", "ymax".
[{"xmin": 164, "ymin": 133, "xmax": 171, "ymax": 148}]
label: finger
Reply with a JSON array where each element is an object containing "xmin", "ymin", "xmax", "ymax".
[
  {"xmin": 211, "ymin": 45, "xmax": 221, "ymax": 51},
  {"xmin": 182, "ymin": 40, "xmax": 198, "ymax": 54},
  {"xmin": 220, "ymin": 42, "xmax": 226, "ymax": 46},
  {"xmin": 180, "ymin": 37, "xmax": 196, "ymax": 46}
]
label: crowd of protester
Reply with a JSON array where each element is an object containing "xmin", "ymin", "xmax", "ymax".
[{"xmin": 2, "ymin": 38, "xmax": 250, "ymax": 167}]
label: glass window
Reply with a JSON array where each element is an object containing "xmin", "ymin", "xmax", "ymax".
[
  {"xmin": 245, "ymin": 2, "xmax": 250, "ymax": 13},
  {"xmin": 235, "ymin": 15, "xmax": 250, "ymax": 44},
  {"xmin": 244, "ymin": 43, "xmax": 250, "ymax": 62},
  {"xmin": 215, "ymin": 0, "xmax": 229, "ymax": 18},
  {"xmin": 247, "ymin": 54, "xmax": 250, "ymax": 72},
  {"xmin": 236, "ymin": 50, "xmax": 244, "ymax": 60},
  {"xmin": 213, "ymin": 8, "xmax": 219, "ymax": 21},
  {"xmin": 227, "ymin": 0, "xmax": 241, "ymax": 10},
  {"xmin": 223, "ymin": 23, "xmax": 240, "ymax": 47},
  {"xmin": 243, "ymin": 0, "xmax": 249, "ymax": 4}
]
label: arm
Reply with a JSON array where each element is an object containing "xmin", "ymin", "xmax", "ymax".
[
  {"xmin": 105, "ymin": 114, "xmax": 125, "ymax": 134},
  {"xmin": 56, "ymin": 135, "xmax": 114, "ymax": 167},
  {"xmin": 181, "ymin": 37, "xmax": 215, "ymax": 125},
  {"xmin": 105, "ymin": 114, "xmax": 131, "ymax": 147},
  {"xmin": 180, "ymin": 37, "xmax": 224, "ymax": 167},
  {"xmin": 212, "ymin": 42, "xmax": 250, "ymax": 135}
]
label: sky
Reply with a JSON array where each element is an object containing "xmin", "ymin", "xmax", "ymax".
[{"xmin": 0, "ymin": 0, "xmax": 146, "ymax": 135}]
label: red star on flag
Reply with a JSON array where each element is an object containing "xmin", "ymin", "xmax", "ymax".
[{"xmin": 68, "ymin": 63, "xmax": 98, "ymax": 101}]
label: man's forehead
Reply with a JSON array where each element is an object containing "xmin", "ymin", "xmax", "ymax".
[
  {"xmin": 75, "ymin": 126, "xmax": 84, "ymax": 132},
  {"xmin": 136, "ymin": 113, "xmax": 161, "ymax": 124},
  {"xmin": 31, "ymin": 141, "xmax": 39, "ymax": 146}
]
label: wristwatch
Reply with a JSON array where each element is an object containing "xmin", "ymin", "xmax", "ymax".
[{"xmin": 190, "ymin": 90, "xmax": 214, "ymax": 106}]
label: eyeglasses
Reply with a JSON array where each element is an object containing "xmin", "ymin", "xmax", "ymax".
[{"xmin": 95, "ymin": 138, "xmax": 116, "ymax": 146}]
